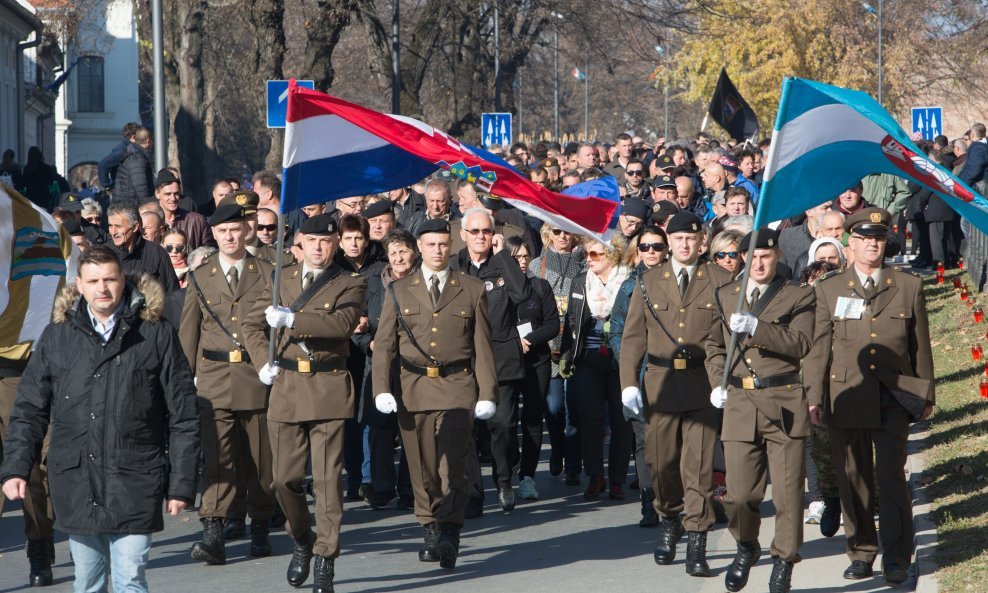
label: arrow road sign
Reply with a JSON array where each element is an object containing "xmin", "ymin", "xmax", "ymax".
[
  {"xmin": 266, "ymin": 80, "xmax": 315, "ymax": 128},
  {"xmin": 911, "ymin": 106, "xmax": 943, "ymax": 141},
  {"xmin": 481, "ymin": 112, "xmax": 512, "ymax": 148}
]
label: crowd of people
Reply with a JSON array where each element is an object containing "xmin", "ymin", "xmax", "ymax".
[{"xmin": 0, "ymin": 119, "xmax": 983, "ymax": 593}]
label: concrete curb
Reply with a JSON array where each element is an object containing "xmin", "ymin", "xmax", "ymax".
[{"xmin": 908, "ymin": 423, "xmax": 939, "ymax": 593}]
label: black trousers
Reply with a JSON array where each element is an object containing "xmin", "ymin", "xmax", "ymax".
[
  {"xmin": 518, "ymin": 361, "xmax": 550, "ymax": 479},
  {"xmin": 570, "ymin": 351, "xmax": 630, "ymax": 484},
  {"xmin": 369, "ymin": 419, "xmax": 413, "ymax": 500},
  {"xmin": 487, "ymin": 379, "xmax": 524, "ymax": 488}
]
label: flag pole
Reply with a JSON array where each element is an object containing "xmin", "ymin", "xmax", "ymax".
[
  {"xmin": 268, "ymin": 175, "xmax": 287, "ymax": 365},
  {"xmin": 700, "ymin": 113, "xmax": 709, "ymax": 133}
]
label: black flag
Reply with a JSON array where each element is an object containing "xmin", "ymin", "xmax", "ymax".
[{"xmin": 707, "ymin": 68, "xmax": 759, "ymax": 142}]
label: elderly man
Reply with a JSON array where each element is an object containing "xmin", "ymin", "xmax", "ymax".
[
  {"xmin": 140, "ymin": 209, "xmax": 165, "ymax": 244},
  {"xmin": 108, "ymin": 199, "xmax": 179, "ymax": 293},
  {"xmin": 779, "ymin": 201, "xmax": 833, "ymax": 277}
]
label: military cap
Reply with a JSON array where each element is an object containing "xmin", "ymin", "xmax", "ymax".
[
  {"xmin": 62, "ymin": 218, "xmax": 85, "ymax": 237},
  {"xmin": 58, "ymin": 192, "xmax": 84, "ymax": 212},
  {"xmin": 651, "ymin": 200, "xmax": 680, "ymax": 221},
  {"xmin": 299, "ymin": 214, "xmax": 338, "ymax": 236},
  {"xmin": 621, "ymin": 197, "xmax": 650, "ymax": 221},
  {"xmin": 219, "ymin": 190, "xmax": 259, "ymax": 215},
  {"xmin": 665, "ymin": 212, "xmax": 703, "ymax": 234},
  {"xmin": 209, "ymin": 204, "xmax": 247, "ymax": 226},
  {"xmin": 739, "ymin": 227, "xmax": 780, "ymax": 252},
  {"xmin": 652, "ymin": 174, "xmax": 676, "ymax": 189},
  {"xmin": 843, "ymin": 206, "xmax": 891, "ymax": 237},
  {"xmin": 362, "ymin": 200, "xmax": 394, "ymax": 219},
  {"xmin": 415, "ymin": 218, "xmax": 451, "ymax": 238},
  {"xmin": 477, "ymin": 192, "xmax": 505, "ymax": 211},
  {"xmin": 656, "ymin": 154, "xmax": 675, "ymax": 171}
]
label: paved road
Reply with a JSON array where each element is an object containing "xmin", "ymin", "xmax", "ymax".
[{"xmin": 0, "ymin": 453, "xmax": 916, "ymax": 593}]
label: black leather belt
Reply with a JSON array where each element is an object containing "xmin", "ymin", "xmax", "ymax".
[
  {"xmin": 278, "ymin": 358, "xmax": 347, "ymax": 374},
  {"xmin": 400, "ymin": 357, "xmax": 472, "ymax": 378},
  {"xmin": 203, "ymin": 349, "xmax": 251, "ymax": 364},
  {"xmin": 729, "ymin": 372, "xmax": 802, "ymax": 390},
  {"xmin": 647, "ymin": 353, "xmax": 705, "ymax": 370}
]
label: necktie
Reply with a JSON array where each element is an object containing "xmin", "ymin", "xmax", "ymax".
[
  {"xmin": 227, "ymin": 267, "xmax": 238, "ymax": 294},
  {"xmin": 863, "ymin": 276, "xmax": 876, "ymax": 300},
  {"xmin": 430, "ymin": 274, "xmax": 441, "ymax": 307},
  {"xmin": 303, "ymin": 271, "xmax": 314, "ymax": 291},
  {"xmin": 749, "ymin": 287, "xmax": 760, "ymax": 307},
  {"xmin": 678, "ymin": 268, "xmax": 689, "ymax": 299}
]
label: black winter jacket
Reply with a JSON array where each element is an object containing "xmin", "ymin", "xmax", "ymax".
[{"xmin": 113, "ymin": 143, "xmax": 154, "ymax": 202}]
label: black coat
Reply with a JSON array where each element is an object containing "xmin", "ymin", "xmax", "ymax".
[
  {"xmin": 560, "ymin": 271, "xmax": 599, "ymax": 364},
  {"xmin": 0, "ymin": 275, "xmax": 200, "ymax": 535},
  {"xmin": 116, "ymin": 236, "xmax": 180, "ymax": 294},
  {"xmin": 517, "ymin": 277, "xmax": 560, "ymax": 367},
  {"xmin": 113, "ymin": 143, "xmax": 154, "ymax": 202}
]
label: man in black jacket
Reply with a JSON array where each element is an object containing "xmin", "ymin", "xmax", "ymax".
[
  {"xmin": 112, "ymin": 127, "xmax": 154, "ymax": 203},
  {"xmin": 0, "ymin": 245, "xmax": 199, "ymax": 593},
  {"xmin": 107, "ymin": 199, "xmax": 180, "ymax": 293}
]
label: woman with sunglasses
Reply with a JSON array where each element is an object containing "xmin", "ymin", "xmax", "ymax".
[
  {"xmin": 80, "ymin": 198, "xmax": 103, "ymax": 227},
  {"xmin": 709, "ymin": 229, "xmax": 744, "ymax": 278},
  {"xmin": 608, "ymin": 224, "xmax": 668, "ymax": 525},
  {"xmin": 560, "ymin": 237, "xmax": 631, "ymax": 501},
  {"xmin": 529, "ymin": 224, "xmax": 585, "ymax": 484},
  {"xmin": 162, "ymin": 228, "xmax": 190, "ymax": 288}
]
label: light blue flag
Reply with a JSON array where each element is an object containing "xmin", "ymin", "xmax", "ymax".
[{"xmin": 754, "ymin": 77, "xmax": 988, "ymax": 234}]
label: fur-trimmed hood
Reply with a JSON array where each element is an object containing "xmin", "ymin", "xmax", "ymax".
[{"xmin": 52, "ymin": 273, "xmax": 165, "ymax": 324}]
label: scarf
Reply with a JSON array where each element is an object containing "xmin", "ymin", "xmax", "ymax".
[{"xmin": 585, "ymin": 264, "xmax": 630, "ymax": 319}]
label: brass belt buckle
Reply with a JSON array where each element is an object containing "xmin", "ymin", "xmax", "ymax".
[
  {"xmin": 426, "ymin": 366, "xmax": 440, "ymax": 378},
  {"xmin": 229, "ymin": 349, "xmax": 242, "ymax": 363},
  {"xmin": 673, "ymin": 358, "xmax": 687, "ymax": 370},
  {"xmin": 297, "ymin": 358, "xmax": 311, "ymax": 373},
  {"xmin": 742, "ymin": 377, "xmax": 756, "ymax": 390}
]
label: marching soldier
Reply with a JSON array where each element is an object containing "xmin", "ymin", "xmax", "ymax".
[
  {"xmin": 706, "ymin": 229, "xmax": 816, "ymax": 593},
  {"xmin": 242, "ymin": 214, "xmax": 367, "ymax": 593},
  {"xmin": 372, "ymin": 218, "xmax": 498, "ymax": 571},
  {"xmin": 618, "ymin": 212, "xmax": 732, "ymax": 577},
  {"xmin": 179, "ymin": 204, "xmax": 278, "ymax": 563},
  {"xmin": 804, "ymin": 207, "xmax": 934, "ymax": 586}
]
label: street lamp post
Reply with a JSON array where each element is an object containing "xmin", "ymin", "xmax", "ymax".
[
  {"xmin": 861, "ymin": 1, "xmax": 883, "ymax": 105},
  {"xmin": 551, "ymin": 11, "xmax": 563, "ymax": 140},
  {"xmin": 151, "ymin": 0, "xmax": 166, "ymax": 171},
  {"xmin": 655, "ymin": 45, "xmax": 669, "ymax": 141},
  {"xmin": 391, "ymin": 0, "xmax": 400, "ymax": 114},
  {"xmin": 493, "ymin": 1, "xmax": 501, "ymax": 112}
]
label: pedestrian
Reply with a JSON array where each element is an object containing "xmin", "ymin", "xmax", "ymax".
[
  {"xmin": 97, "ymin": 123, "xmax": 140, "ymax": 190},
  {"xmin": 162, "ymin": 229, "xmax": 191, "ymax": 288},
  {"xmin": 371, "ymin": 218, "xmax": 498, "ymax": 570},
  {"xmin": 112, "ymin": 128, "xmax": 154, "ymax": 203},
  {"xmin": 709, "ymin": 229, "xmax": 744, "ymax": 277},
  {"xmin": 0, "ymin": 245, "xmax": 200, "ymax": 593},
  {"xmin": 155, "ymin": 170, "xmax": 214, "ymax": 250},
  {"xmin": 106, "ymin": 199, "xmax": 180, "ymax": 293},
  {"xmin": 20, "ymin": 146, "xmax": 57, "ymax": 212}
]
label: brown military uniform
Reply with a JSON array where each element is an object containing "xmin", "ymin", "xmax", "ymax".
[
  {"xmin": 1, "ymin": 369, "xmax": 54, "ymax": 538},
  {"xmin": 619, "ymin": 260, "xmax": 732, "ymax": 531},
  {"xmin": 242, "ymin": 262, "xmax": 366, "ymax": 558},
  {"xmin": 706, "ymin": 276, "xmax": 815, "ymax": 562},
  {"xmin": 804, "ymin": 265, "xmax": 934, "ymax": 570},
  {"xmin": 372, "ymin": 269, "xmax": 497, "ymax": 526},
  {"xmin": 179, "ymin": 253, "xmax": 277, "ymax": 522}
]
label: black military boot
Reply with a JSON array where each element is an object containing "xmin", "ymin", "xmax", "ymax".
[
  {"xmin": 769, "ymin": 557, "xmax": 795, "ymax": 593},
  {"xmin": 653, "ymin": 515, "xmax": 685, "ymax": 565},
  {"xmin": 437, "ymin": 522, "xmax": 461, "ymax": 571},
  {"xmin": 190, "ymin": 518, "xmax": 226, "ymax": 565},
  {"xmin": 418, "ymin": 522, "xmax": 440, "ymax": 562},
  {"xmin": 639, "ymin": 488, "xmax": 659, "ymax": 528},
  {"xmin": 820, "ymin": 496, "xmax": 841, "ymax": 538},
  {"xmin": 685, "ymin": 531, "xmax": 712, "ymax": 577},
  {"xmin": 249, "ymin": 519, "xmax": 272, "ymax": 557},
  {"xmin": 26, "ymin": 538, "xmax": 53, "ymax": 587},
  {"xmin": 287, "ymin": 531, "xmax": 315, "ymax": 587},
  {"xmin": 223, "ymin": 517, "xmax": 247, "ymax": 540},
  {"xmin": 312, "ymin": 555, "xmax": 335, "ymax": 593},
  {"xmin": 725, "ymin": 541, "xmax": 762, "ymax": 592}
]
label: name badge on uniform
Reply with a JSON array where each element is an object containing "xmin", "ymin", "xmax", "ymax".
[{"xmin": 834, "ymin": 296, "xmax": 865, "ymax": 320}]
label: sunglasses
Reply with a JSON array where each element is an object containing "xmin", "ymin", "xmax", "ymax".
[
  {"xmin": 163, "ymin": 243, "xmax": 186, "ymax": 254},
  {"xmin": 464, "ymin": 228, "xmax": 494, "ymax": 236},
  {"xmin": 587, "ymin": 250, "xmax": 604, "ymax": 261},
  {"xmin": 626, "ymin": 170, "xmax": 644, "ymax": 177},
  {"xmin": 514, "ymin": 253, "xmax": 531, "ymax": 260},
  {"xmin": 550, "ymin": 229, "xmax": 572, "ymax": 236},
  {"xmin": 638, "ymin": 242, "xmax": 667, "ymax": 253},
  {"xmin": 714, "ymin": 251, "xmax": 739, "ymax": 260},
  {"xmin": 84, "ymin": 216, "xmax": 100, "ymax": 223},
  {"xmin": 256, "ymin": 224, "xmax": 279, "ymax": 232}
]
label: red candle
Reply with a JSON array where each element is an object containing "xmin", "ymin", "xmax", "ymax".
[
  {"xmin": 974, "ymin": 346, "xmax": 983, "ymax": 362},
  {"xmin": 984, "ymin": 362, "xmax": 988, "ymax": 377},
  {"xmin": 962, "ymin": 285, "xmax": 969, "ymax": 300},
  {"xmin": 906, "ymin": 230, "xmax": 913, "ymax": 240},
  {"xmin": 937, "ymin": 272, "xmax": 944, "ymax": 285},
  {"xmin": 981, "ymin": 377, "xmax": 988, "ymax": 399},
  {"xmin": 960, "ymin": 257, "xmax": 965, "ymax": 270},
  {"xmin": 953, "ymin": 277, "xmax": 963, "ymax": 289},
  {"xmin": 976, "ymin": 307, "xmax": 985, "ymax": 323},
  {"xmin": 937, "ymin": 262, "xmax": 945, "ymax": 274}
]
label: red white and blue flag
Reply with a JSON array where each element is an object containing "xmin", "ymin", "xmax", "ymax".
[{"xmin": 281, "ymin": 80, "xmax": 619, "ymax": 240}]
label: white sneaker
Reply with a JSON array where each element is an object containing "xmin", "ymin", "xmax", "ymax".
[
  {"xmin": 518, "ymin": 476, "xmax": 539, "ymax": 500},
  {"xmin": 805, "ymin": 500, "xmax": 825, "ymax": 524}
]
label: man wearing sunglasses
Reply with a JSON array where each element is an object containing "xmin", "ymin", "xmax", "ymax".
[
  {"xmin": 619, "ymin": 212, "xmax": 732, "ymax": 579},
  {"xmin": 622, "ymin": 159, "xmax": 650, "ymax": 201}
]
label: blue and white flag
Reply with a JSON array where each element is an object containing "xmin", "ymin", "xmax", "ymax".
[{"xmin": 755, "ymin": 77, "xmax": 988, "ymax": 234}]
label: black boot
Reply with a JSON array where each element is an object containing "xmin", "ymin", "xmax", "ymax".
[
  {"xmin": 250, "ymin": 519, "xmax": 272, "ymax": 557},
  {"xmin": 26, "ymin": 538, "xmax": 53, "ymax": 587},
  {"xmin": 312, "ymin": 555, "xmax": 335, "ymax": 593},
  {"xmin": 769, "ymin": 557, "xmax": 795, "ymax": 593},
  {"xmin": 223, "ymin": 517, "xmax": 247, "ymax": 540},
  {"xmin": 653, "ymin": 515, "xmax": 685, "ymax": 565},
  {"xmin": 820, "ymin": 496, "xmax": 841, "ymax": 538},
  {"xmin": 685, "ymin": 531, "xmax": 711, "ymax": 577},
  {"xmin": 418, "ymin": 523, "xmax": 440, "ymax": 562},
  {"xmin": 725, "ymin": 541, "xmax": 761, "ymax": 592},
  {"xmin": 639, "ymin": 488, "xmax": 658, "ymax": 528},
  {"xmin": 437, "ymin": 522, "xmax": 461, "ymax": 571},
  {"xmin": 190, "ymin": 518, "xmax": 227, "ymax": 565},
  {"xmin": 287, "ymin": 531, "xmax": 315, "ymax": 587}
]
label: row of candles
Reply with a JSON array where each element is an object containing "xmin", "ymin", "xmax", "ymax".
[{"xmin": 948, "ymin": 261, "xmax": 988, "ymax": 397}]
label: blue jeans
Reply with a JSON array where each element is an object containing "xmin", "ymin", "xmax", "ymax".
[{"xmin": 69, "ymin": 533, "xmax": 152, "ymax": 593}]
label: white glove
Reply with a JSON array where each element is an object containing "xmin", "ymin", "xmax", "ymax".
[
  {"xmin": 475, "ymin": 400, "xmax": 496, "ymax": 420},
  {"xmin": 729, "ymin": 313, "xmax": 759, "ymax": 335},
  {"xmin": 265, "ymin": 305, "xmax": 295, "ymax": 329},
  {"xmin": 375, "ymin": 393, "xmax": 398, "ymax": 414},
  {"xmin": 710, "ymin": 386, "xmax": 729, "ymax": 409},
  {"xmin": 622, "ymin": 386, "xmax": 643, "ymax": 415},
  {"xmin": 194, "ymin": 376, "xmax": 198, "ymax": 388},
  {"xmin": 258, "ymin": 362, "xmax": 281, "ymax": 386}
]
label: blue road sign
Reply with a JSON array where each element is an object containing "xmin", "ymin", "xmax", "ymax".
[
  {"xmin": 911, "ymin": 106, "xmax": 943, "ymax": 141},
  {"xmin": 266, "ymin": 80, "xmax": 315, "ymax": 128},
  {"xmin": 481, "ymin": 113, "xmax": 512, "ymax": 148}
]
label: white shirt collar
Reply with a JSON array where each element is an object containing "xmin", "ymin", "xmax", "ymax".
[
  {"xmin": 421, "ymin": 267, "xmax": 450, "ymax": 292},
  {"xmin": 855, "ymin": 267, "xmax": 882, "ymax": 288},
  {"xmin": 219, "ymin": 256, "xmax": 245, "ymax": 278},
  {"xmin": 88, "ymin": 301, "xmax": 125, "ymax": 343},
  {"xmin": 670, "ymin": 259, "xmax": 697, "ymax": 279},
  {"xmin": 745, "ymin": 279, "xmax": 769, "ymax": 303},
  {"xmin": 302, "ymin": 264, "xmax": 326, "ymax": 282}
]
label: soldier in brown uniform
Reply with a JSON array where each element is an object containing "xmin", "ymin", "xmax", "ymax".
[
  {"xmin": 242, "ymin": 214, "xmax": 367, "ymax": 593},
  {"xmin": 179, "ymin": 204, "xmax": 278, "ymax": 564},
  {"xmin": 619, "ymin": 212, "xmax": 732, "ymax": 577},
  {"xmin": 706, "ymin": 228, "xmax": 816, "ymax": 593},
  {"xmin": 372, "ymin": 218, "xmax": 498, "ymax": 571},
  {"xmin": 804, "ymin": 207, "xmax": 934, "ymax": 586}
]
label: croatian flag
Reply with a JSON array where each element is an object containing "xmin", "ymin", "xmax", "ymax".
[
  {"xmin": 281, "ymin": 81, "xmax": 618, "ymax": 239},
  {"xmin": 755, "ymin": 77, "xmax": 988, "ymax": 234}
]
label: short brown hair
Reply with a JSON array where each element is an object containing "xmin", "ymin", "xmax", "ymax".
[
  {"xmin": 78, "ymin": 244, "xmax": 122, "ymax": 273},
  {"xmin": 339, "ymin": 213, "xmax": 369, "ymax": 239}
]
